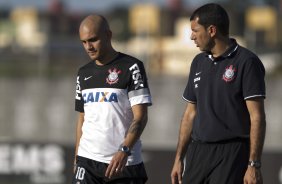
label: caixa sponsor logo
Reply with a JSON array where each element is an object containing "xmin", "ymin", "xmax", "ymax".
[
  {"xmin": 129, "ymin": 63, "xmax": 144, "ymax": 89},
  {"xmin": 83, "ymin": 92, "xmax": 118, "ymax": 103}
]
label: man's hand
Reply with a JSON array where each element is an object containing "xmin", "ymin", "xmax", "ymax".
[
  {"xmin": 171, "ymin": 159, "xmax": 184, "ymax": 184},
  {"xmin": 105, "ymin": 151, "xmax": 128, "ymax": 179},
  {"xmin": 244, "ymin": 167, "xmax": 263, "ymax": 184}
]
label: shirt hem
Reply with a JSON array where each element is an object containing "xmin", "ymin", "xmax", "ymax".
[
  {"xmin": 77, "ymin": 152, "xmax": 143, "ymax": 166},
  {"xmin": 244, "ymin": 94, "xmax": 265, "ymax": 100},
  {"xmin": 182, "ymin": 96, "xmax": 196, "ymax": 104}
]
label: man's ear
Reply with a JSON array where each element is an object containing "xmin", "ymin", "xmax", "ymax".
[
  {"xmin": 208, "ymin": 25, "xmax": 217, "ymax": 37},
  {"xmin": 106, "ymin": 30, "xmax": 112, "ymax": 40}
]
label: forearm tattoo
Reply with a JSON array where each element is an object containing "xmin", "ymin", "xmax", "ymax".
[{"xmin": 128, "ymin": 121, "xmax": 143, "ymax": 136}]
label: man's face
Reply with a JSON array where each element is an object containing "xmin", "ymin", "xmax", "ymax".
[
  {"xmin": 79, "ymin": 26, "xmax": 109, "ymax": 61},
  {"xmin": 190, "ymin": 17, "xmax": 213, "ymax": 52}
]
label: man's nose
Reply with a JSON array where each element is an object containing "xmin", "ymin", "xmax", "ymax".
[
  {"xmin": 86, "ymin": 42, "xmax": 93, "ymax": 49},
  {"xmin": 190, "ymin": 33, "xmax": 195, "ymax": 40}
]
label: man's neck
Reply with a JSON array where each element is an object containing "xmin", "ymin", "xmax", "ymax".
[
  {"xmin": 210, "ymin": 37, "xmax": 231, "ymax": 58},
  {"xmin": 95, "ymin": 50, "xmax": 118, "ymax": 66}
]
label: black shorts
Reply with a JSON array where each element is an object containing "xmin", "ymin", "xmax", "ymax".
[
  {"xmin": 182, "ymin": 138, "xmax": 249, "ymax": 184},
  {"xmin": 72, "ymin": 156, "xmax": 147, "ymax": 184}
]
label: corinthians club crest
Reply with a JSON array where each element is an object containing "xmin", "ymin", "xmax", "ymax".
[
  {"xmin": 222, "ymin": 65, "xmax": 236, "ymax": 82},
  {"xmin": 106, "ymin": 68, "xmax": 121, "ymax": 85}
]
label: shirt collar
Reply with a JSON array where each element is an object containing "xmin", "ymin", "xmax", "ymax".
[{"xmin": 206, "ymin": 38, "xmax": 238, "ymax": 61}]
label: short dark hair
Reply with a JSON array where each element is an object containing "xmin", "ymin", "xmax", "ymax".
[{"xmin": 190, "ymin": 3, "xmax": 229, "ymax": 36}]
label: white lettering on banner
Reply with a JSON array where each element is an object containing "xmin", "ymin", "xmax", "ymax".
[
  {"xmin": 0, "ymin": 144, "xmax": 65, "ymax": 183},
  {"xmin": 11, "ymin": 145, "xmax": 40, "ymax": 174},
  {"xmin": 129, "ymin": 63, "xmax": 144, "ymax": 89},
  {"xmin": 41, "ymin": 144, "xmax": 64, "ymax": 174},
  {"xmin": 0, "ymin": 145, "xmax": 11, "ymax": 174}
]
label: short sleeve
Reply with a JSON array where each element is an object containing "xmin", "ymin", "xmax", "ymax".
[
  {"xmin": 75, "ymin": 73, "xmax": 84, "ymax": 112},
  {"xmin": 242, "ymin": 57, "xmax": 266, "ymax": 100},
  {"xmin": 128, "ymin": 62, "xmax": 152, "ymax": 106},
  {"xmin": 183, "ymin": 60, "xmax": 197, "ymax": 103}
]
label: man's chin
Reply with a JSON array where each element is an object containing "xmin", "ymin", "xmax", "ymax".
[
  {"xmin": 198, "ymin": 47, "xmax": 204, "ymax": 51},
  {"xmin": 196, "ymin": 45, "xmax": 203, "ymax": 50},
  {"xmin": 89, "ymin": 55, "xmax": 98, "ymax": 61},
  {"xmin": 198, "ymin": 46, "xmax": 208, "ymax": 52}
]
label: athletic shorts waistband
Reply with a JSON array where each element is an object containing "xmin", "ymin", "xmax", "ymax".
[{"xmin": 191, "ymin": 137, "xmax": 249, "ymax": 144}]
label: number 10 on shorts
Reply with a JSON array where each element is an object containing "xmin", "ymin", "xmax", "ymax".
[{"xmin": 75, "ymin": 167, "xmax": 86, "ymax": 180}]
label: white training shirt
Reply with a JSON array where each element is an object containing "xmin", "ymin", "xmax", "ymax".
[{"xmin": 75, "ymin": 53, "xmax": 152, "ymax": 165}]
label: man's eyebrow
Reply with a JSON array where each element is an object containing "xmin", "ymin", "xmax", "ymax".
[{"xmin": 81, "ymin": 36, "xmax": 98, "ymax": 42}]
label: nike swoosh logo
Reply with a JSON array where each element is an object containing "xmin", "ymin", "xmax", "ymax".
[
  {"xmin": 195, "ymin": 72, "xmax": 201, "ymax": 76},
  {"xmin": 84, "ymin": 76, "xmax": 92, "ymax": 80}
]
